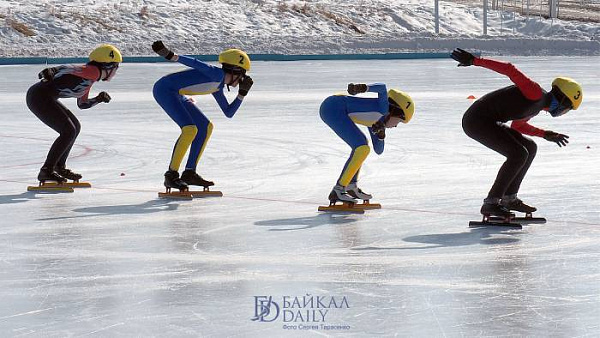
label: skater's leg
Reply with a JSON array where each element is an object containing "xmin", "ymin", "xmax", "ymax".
[
  {"xmin": 181, "ymin": 97, "xmax": 213, "ymax": 171},
  {"xmin": 56, "ymin": 105, "xmax": 81, "ymax": 168},
  {"xmin": 320, "ymin": 97, "xmax": 369, "ymax": 187},
  {"xmin": 504, "ymin": 128, "xmax": 537, "ymax": 196},
  {"xmin": 153, "ymin": 83, "xmax": 196, "ymax": 172},
  {"xmin": 26, "ymin": 83, "xmax": 79, "ymax": 170},
  {"xmin": 462, "ymin": 113, "xmax": 530, "ymax": 199}
]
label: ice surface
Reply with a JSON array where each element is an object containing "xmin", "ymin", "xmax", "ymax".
[{"xmin": 0, "ymin": 58, "xmax": 599, "ymax": 336}]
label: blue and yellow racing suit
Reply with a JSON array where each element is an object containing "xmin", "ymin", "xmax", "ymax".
[
  {"xmin": 319, "ymin": 83, "xmax": 388, "ymax": 187},
  {"xmin": 153, "ymin": 55, "xmax": 245, "ymax": 172}
]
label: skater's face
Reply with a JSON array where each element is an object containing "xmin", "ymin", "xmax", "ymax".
[
  {"xmin": 386, "ymin": 102, "xmax": 406, "ymax": 127},
  {"xmin": 224, "ymin": 67, "xmax": 246, "ymax": 87},
  {"xmin": 101, "ymin": 63, "xmax": 119, "ymax": 82},
  {"xmin": 384, "ymin": 115, "xmax": 402, "ymax": 128}
]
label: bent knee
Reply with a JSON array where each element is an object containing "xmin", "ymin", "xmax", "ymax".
[{"xmin": 181, "ymin": 125, "xmax": 198, "ymax": 139}]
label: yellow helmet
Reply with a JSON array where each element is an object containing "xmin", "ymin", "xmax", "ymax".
[
  {"xmin": 552, "ymin": 77, "xmax": 582, "ymax": 110},
  {"xmin": 388, "ymin": 89, "xmax": 414, "ymax": 123},
  {"xmin": 218, "ymin": 49, "xmax": 251, "ymax": 72},
  {"xmin": 89, "ymin": 44, "xmax": 122, "ymax": 63}
]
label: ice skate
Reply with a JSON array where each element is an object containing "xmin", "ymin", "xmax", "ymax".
[
  {"xmin": 319, "ymin": 185, "xmax": 363, "ymax": 213},
  {"xmin": 28, "ymin": 168, "xmax": 73, "ymax": 192},
  {"xmin": 346, "ymin": 183, "xmax": 372, "ymax": 201},
  {"xmin": 53, "ymin": 167, "xmax": 92, "ymax": 188},
  {"xmin": 159, "ymin": 170, "xmax": 192, "ymax": 199},
  {"xmin": 181, "ymin": 170, "xmax": 214, "ymax": 188},
  {"xmin": 56, "ymin": 167, "xmax": 82, "ymax": 181},
  {"xmin": 500, "ymin": 197, "xmax": 545, "ymax": 223},
  {"xmin": 469, "ymin": 199, "xmax": 521, "ymax": 229},
  {"xmin": 346, "ymin": 183, "xmax": 381, "ymax": 210},
  {"xmin": 501, "ymin": 197, "xmax": 537, "ymax": 213},
  {"xmin": 328, "ymin": 184, "xmax": 357, "ymax": 204}
]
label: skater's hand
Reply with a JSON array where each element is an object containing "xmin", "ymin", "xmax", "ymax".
[
  {"xmin": 371, "ymin": 120, "xmax": 386, "ymax": 140},
  {"xmin": 152, "ymin": 40, "xmax": 176, "ymax": 61},
  {"xmin": 38, "ymin": 67, "xmax": 56, "ymax": 81},
  {"xmin": 347, "ymin": 83, "xmax": 368, "ymax": 95},
  {"xmin": 238, "ymin": 76, "xmax": 253, "ymax": 96},
  {"xmin": 96, "ymin": 91, "xmax": 111, "ymax": 103},
  {"xmin": 451, "ymin": 48, "xmax": 475, "ymax": 67},
  {"xmin": 543, "ymin": 130, "xmax": 569, "ymax": 147}
]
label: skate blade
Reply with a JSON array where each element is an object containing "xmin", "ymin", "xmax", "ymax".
[
  {"xmin": 469, "ymin": 220, "xmax": 522, "ymax": 229},
  {"xmin": 158, "ymin": 191, "xmax": 193, "ymax": 200},
  {"xmin": 188, "ymin": 190, "xmax": 223, "ymax": 198},
  {"xmin": 27, "ymin": 185, "xmax": 74, "ymax": 193},
  {"xmin": 318, "ymin": 203, "xmax": 365, "ymax": 214},
  {"xmin": 490, "ymin": 216, "xmax": 546, "ymax": 224},
  {"xmin": 353, "ymin": 202, "xmax": 381, "ymax": 210},
  {"xmin": 41, "ymin": 181, "xmax": 91, "ymax": 188}
]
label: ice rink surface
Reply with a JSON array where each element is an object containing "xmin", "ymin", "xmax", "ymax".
[{"xmin": 0, "ymin": 57, "xmax": 599, "ymax": 337}]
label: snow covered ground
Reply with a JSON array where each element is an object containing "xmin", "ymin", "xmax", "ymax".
[
  {"xmin": 0, "ymin": 57, "xmax": 599, "ymax": 336},
  {"xmin": 0, "ymin": 0, "xmax": 599, "ymax": 57}
]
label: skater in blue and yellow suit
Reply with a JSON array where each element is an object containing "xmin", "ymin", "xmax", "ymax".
[
  {"xmin": 320, "ymin": 83, "xmax": 415, "ymax": 203},
  {"xmin": 151, "ymin": 41, "xmax": 254, "ymax": 191}
]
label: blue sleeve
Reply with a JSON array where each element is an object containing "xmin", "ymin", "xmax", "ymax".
[
  {"xmin": 368, "ymin": 127, "xmax": 385, "ymax": 155},
  {"xmin": 367, "ymin": 83, "xmax": 389, "ymax": 114},
  {"xmin": 177, "ymin": 55, "xmax": 221, "ymax": 76},
  {"xmin": 213, "ymin": 90, "xmax": 243, "ymax": 118}
]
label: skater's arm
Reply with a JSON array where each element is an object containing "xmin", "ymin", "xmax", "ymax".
[
  {"xmin": 368, "ymin": 127, "xmax": 385, "ymax": 154},
  {"xmin": 77, "ymin": 88, "xmax": 111, "ymax": 109},
  {"xmin": 510, "ymin": 118, "xmax": 545, "ymax": 137},
  {"xmin": 213, "ymin": 90, "xmax": 243, "ymax": 118},
  {"xmin": 473, "ymin": 58, "xmax": 543, "ymax": 100},
  {"xmin": 367, "ymin": 83, "xmax": 389, "ymax": 114},
  {"xmin": 177, "ymin": 55, "xmax": 222, "ymax": 77}
]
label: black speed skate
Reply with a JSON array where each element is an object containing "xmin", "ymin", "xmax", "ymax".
[
  {"xmin": 56, "ymin": 167, "xmax": 82, "ymax": 181},
  {"xmin": 37, "ymin": 167, "xmax": 66, "ymax": 184},
  {"xmin": 469, "ymin": 201, "xmax": 521, "ymax": 229},
  {"xmin": 501, "ymin": 198, "xmax": 537, "ymax": 213},
  {"xmin": 480, "ymin": 202, "xmax": 512, "ymax": 218},
  {"xmin": 181, "ymin": 170, "xmax": 214, "ymax": 188},
  {"xmin": 164, "ymin": 170, "xmax": 188, "ymax": 192}
]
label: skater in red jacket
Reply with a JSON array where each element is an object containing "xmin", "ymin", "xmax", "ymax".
[{"xmin": 451, "ymin": 48, "xmax": 583, "ymax": 217}]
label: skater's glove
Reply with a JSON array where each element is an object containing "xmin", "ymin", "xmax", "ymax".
[
  {"xmin": 152, "ymin": 40, "xmax": 176, "ymax": 61},
  {"xmin": 238, "ymin": 76, "xmax": 254, "ymax": 97},
  {"xmin": 347, "ymin": 83, "xmax": 368, "ymax": 95},
  {"xmin": 371, "ymin": 120, "xmax": 386, "ymax": 140},
  {"xmin": 451, "ymin": 48, "xmax": 475, "ymax": 67},
  {"xmin": 543, "ymin": 130, "xmax": 569, "ymax": 147},
  {"xmin": 96, "ymin": 91, "xmax": 111, "ymax": 103},
  {"xmin": 38, "ymin": 67, "xmax": 56, "ymax": 82}
]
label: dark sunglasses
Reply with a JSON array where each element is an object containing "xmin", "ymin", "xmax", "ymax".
[{"xmin": 552, "ymin": 89, "xmax": 573, "ymax": 116}]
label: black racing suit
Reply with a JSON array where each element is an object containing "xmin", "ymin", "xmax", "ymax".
[
  {"xmin": 462, "ymin": 58, "xmax": 551, "ymax": 199},
  {"xmin": 26, "ymin": 64, "xmax": 103, "ymax": 170}
]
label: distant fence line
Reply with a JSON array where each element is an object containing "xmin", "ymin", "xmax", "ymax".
[{"xmin": 0, "ymin": 52, "xmax": 451, "ymax": 65}]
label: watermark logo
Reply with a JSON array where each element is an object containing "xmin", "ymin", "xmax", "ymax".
[
  {"xmin": 251, "ymin": 296, "xmax": 280, "ymax": 322},
  {"xmin": 251, "ymin": 294, "xmax": 351, "ymax": 331}
]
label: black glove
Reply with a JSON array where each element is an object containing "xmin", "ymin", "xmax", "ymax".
[
  {"xmin": 152, "ymin": 40, "xmax": 175, "ymax": 61},
  {"xmin": 451, "ymin": 48, "xmax": 475, "ymax": 67},
  {"xmin": 238, "ymin": 76, "xmax": 254, "ymax": 97},
  {"xmin": 96, "ymin": 91, "xmax": 111, "ymax": 103},
  {"xmin": 38, "ymin": 67, "xmax": 56, "ymax": 82},
  {"xmin": 371, "ymin": 120, "xmax": 386, "ymax": 140},
  {"xmin": 348, "ymin": 83, "xmax": 368, "ymax": 95},
  {"xmin": 543, "ymin": 130, "xmax": 569, "ymax": 147}
]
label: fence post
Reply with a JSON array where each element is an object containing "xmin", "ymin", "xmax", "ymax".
[
  {"xmin": 434, "ymin": 0, "xmax": 440, "ymax": 34},
  {"xmin": 483, "ymin": 0, "xmax": 488, "ymax": 36},
  {"xmin": 549, "ymin": 0, "xmax": 558, "ymax": 18}
]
